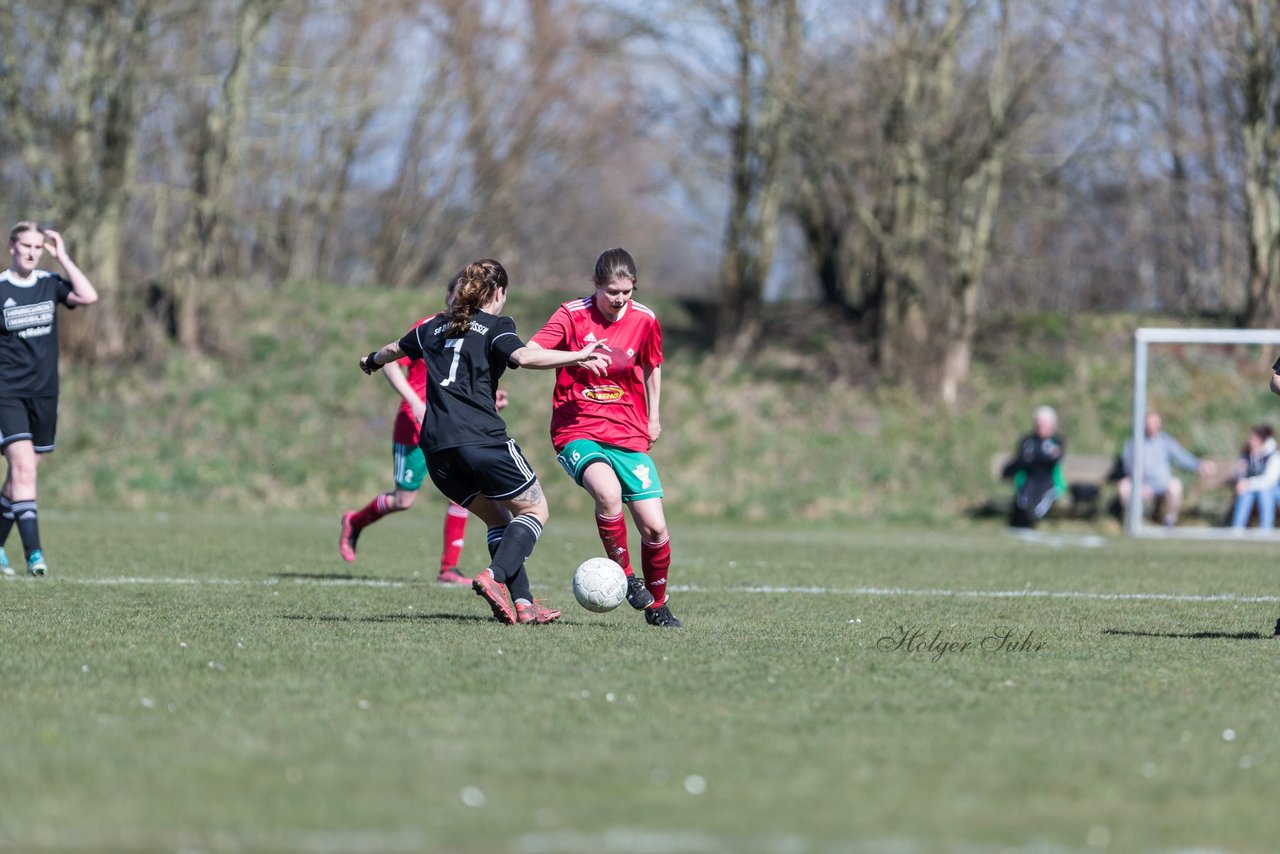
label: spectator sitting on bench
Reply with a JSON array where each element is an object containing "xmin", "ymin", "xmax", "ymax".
[
  {"xmin": 1231, "ymin": 424, "xmax": 1280, "ymax": 530},
  {"xmin": 1118, "ymin": 410, "xmax": 1215, "ymax": 527},
  {"xmin": 1002, "ymin": 405, "xmax": 1065, "ymax": 529}
]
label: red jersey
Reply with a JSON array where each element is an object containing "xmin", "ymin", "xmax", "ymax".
[
  {"xmin": 529, "ymin": 296, "xmax": 663, "ymax": 452},
  {"xmin": 392, "ymin": 316, "xmax": 434, "ymax": 445}
]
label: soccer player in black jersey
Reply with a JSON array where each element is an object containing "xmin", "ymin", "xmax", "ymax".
[
  {"xmin": 0, "ymin": 222, "xmax": 99, "ymax": 577},
  {"xmin": 360, "ymin": 259, "xmax": 610, "ymax": 625}
]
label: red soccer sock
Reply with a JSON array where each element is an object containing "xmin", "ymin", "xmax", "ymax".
[
  {"xmin": 441, "ymin": 502, "xmax": 469, "ymax": 571},
  {"xmin": 641, "ymin": 534, "xmax": 671, "ymax": 607},
  {"xmin": 351, "ymin": 493, "xmax": 395, "ymax": 530},
  {"xmin": 595, "ymin": 512, "xmax": 633, "ymax": 574}
]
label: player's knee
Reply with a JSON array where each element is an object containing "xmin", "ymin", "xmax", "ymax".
[
  {"xmin": 594, "ymin": 497, "xmax": 624, "ymax": 517},
  {"xmin": 7, "ymin": 461, "xmax": 37, "ymax": 488},
  {"xmin": 523, "ymin": 504, "xmax": 550, "ymax": 527},
  {"xmin": 388, "ymin": 491, "xmax": 416, "ymax": 511}
]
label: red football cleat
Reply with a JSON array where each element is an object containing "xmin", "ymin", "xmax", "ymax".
[
  {"xmin": 339, "ymin": 511, "xmax": 359, "ymax": 563},
  {"xmin": 472, "ymin": 570, "xmax": 516, "ymax": 625},
  {"xmin": 436, "ymin": 567, "xmax": 471, "ymax": 585},
  {"xmin": 515, "ymin": 599, "xmax": 562, "ymax": 625}
]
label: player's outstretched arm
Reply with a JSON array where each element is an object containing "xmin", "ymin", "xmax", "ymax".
[
  {"xmin": 360, "ymin": 340, "xmax": 405, "ymax": 375},
  {"xmin": 1270, "ymin": 371, "xmax": 1280, "ymax": 397},
  {"xmin": 509, "ymin": 340, "xmax": 610, "ymax": 374}
]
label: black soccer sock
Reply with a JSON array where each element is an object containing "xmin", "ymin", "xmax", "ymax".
[
  {"xmin": 13, "ymin": 500, "xmax": 40, "ymax": 558},
  {"xmin": 505, "ymin": 564, "xmax": 533, "ymax": 604},
  {"xmin": 489, "ymin": 515, "xmax": 541, "ymax": 600},
  {"xmin": 0, "ymin": 495, "xmax": 14, "ymax": 545},
  {"xmin": 486, "ymin": 526, "xmax": 505, "ymax": 560},
  {"xmin": 487, "ymin": 523, "xmax": 534, "ymax": 595}
]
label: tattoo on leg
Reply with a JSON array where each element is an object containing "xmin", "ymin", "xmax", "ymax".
[{"xmin": 514, "ymin": 483, "xmax": 543, "ymax": 506}]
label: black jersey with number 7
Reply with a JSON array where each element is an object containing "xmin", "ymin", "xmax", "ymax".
[{"xmin": 397, "ymin": 310, "xmax": 525, "ymax": 455}]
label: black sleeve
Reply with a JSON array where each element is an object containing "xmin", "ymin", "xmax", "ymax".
[
  {"xmin": 54, "ymin": 274, "xmax": 76, "ymax": 308},
  {"xmin": 490, "ymin": 316, "xmax": 525, "ymax": 367},
  {"xmin": 1273, "ymin": 354, "xmax": 1280, "ymax": 373},
  {"xmin": 1000, "ymin": 436, "xmax": 1026, "ymax": 479},
  {"xmin": 398, "ymin": 326, "xmax": 425, "ymax": 360}
]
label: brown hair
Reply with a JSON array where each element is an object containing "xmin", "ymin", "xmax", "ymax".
[
  {"xmin": 593, "ymin": 247, "xmax": 637, "ymax": 286},
  {"xmin": 444, "ymin": 259, "xmax": 508, "ymax": 336},
  {"xmin": 8, "ymin": 221, "xmax": 43, "ymax": 245},
  {"xmin": 445, "ymin": 269, "xmax": 466, "ymax": 304}
]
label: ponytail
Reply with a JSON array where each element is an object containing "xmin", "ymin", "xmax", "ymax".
[{"xmin": 444, "ymin": 259, "xmax": 509, "ymax": 337}]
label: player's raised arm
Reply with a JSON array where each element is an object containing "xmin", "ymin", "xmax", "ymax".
[{"xmin": 43, "ymin": 229, "xmax": 98, "ymax": 306}]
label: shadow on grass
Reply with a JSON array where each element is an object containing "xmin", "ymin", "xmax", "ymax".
[
  {"xmin": 274, "ymin": 571, "xmax": 421, "ymax": 584},
  {"xmin": 278, "ymin": 612, "xmax": 491, "ymax": 624},
  {"xmin": 1103, "ymin": 628, "xmax": 1271, "ymax": 640}
]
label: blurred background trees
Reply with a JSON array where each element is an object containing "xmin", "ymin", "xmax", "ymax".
[{"xmin": 2, "ymin": 0, "xmax": 1277, "ymax": 399}]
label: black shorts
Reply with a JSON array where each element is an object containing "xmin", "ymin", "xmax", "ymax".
[
  {"xmin": 426, "ymin": 440, "xmax": 537, "ymax": 507},
  {"xmin": 0, "ymin": 396, "xmax": 58, "ymax": 453}
]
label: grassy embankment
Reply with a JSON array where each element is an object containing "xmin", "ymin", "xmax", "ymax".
[{"xmin": 49, "ymin": 280, "xmax": 1278, "ymax": 524}]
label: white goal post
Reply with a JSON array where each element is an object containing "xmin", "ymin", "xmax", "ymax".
[{"xmin": 1128, "ymin": 327, "xmax": 1280, "ymax": 537}]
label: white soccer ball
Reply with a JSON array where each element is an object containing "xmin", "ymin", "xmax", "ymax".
[{"xmin": 572, "ymin": 557, "xmax": 628, "ymax": 613}]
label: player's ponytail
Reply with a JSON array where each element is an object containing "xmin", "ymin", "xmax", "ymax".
[{"xmin": 444, "ymin": 259, "xmax": 508, "ymax": 337}]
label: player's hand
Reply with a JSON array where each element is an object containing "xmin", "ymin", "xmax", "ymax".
[
  {"xmin": 43, "ymin": 229, "xmax": 64, "ymax": 260},
  {"xmin": 648, "ymin": 417, "xmax": 662, "ymax": 444},
  {"xmin": 360, "ymin": 352, "xmax": 383, "ymax": 375},
  {"xmin": 578, "ymin": 339, "xmax": 611, "ymax": 375},
  {"xmin": 495, "ymin": 389, "xmax": 510, "ymax": 412},
  {"xmin": 411, "ymin": 400, "xmax": 427, "ymax": 424}
]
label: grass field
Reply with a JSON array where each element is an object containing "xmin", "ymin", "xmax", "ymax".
[{"xmin": 3, "ymin": 510, "xmax": 1279, "ymax": 853}]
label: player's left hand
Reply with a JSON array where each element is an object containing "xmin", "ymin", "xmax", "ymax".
[
  {"xmin": 495, "ymin": 389, "xmax": 510, "ymax": 412},
  {"xmin": 648, "ymin": 418, "xmax": 662, "ymax": 444}
]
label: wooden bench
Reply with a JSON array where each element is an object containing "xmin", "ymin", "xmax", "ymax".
[{"xmin": 989, "ymin": 452, "xmax": 1238, "ymax": 523}]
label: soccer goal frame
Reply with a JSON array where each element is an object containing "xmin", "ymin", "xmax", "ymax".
[{"xmin": 1128, "ymin": 327, "xmax": 1280, "ymax": 538}]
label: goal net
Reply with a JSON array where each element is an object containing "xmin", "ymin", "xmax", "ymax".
[{"xmin": 1128, "ymin": 327, "xmax": 1280, "ymax": 538}]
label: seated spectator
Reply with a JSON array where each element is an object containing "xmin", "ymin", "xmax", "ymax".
[
  {"xmin": 1231, "ymin": 424, "xmax": 1280, "ymax": 530},
  {"xmin": 1118, "ymin": 410, "xmax": 1215, "ymax": 527},
  {"xmin": 1002, "ymin": 405, "xmax": 1065, "ymax": 529}
]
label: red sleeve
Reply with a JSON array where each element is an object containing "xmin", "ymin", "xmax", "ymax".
[
  {"xmin": 640, "ymin": 316, "xmax": 663, "ymax": 368},
  {"xmin": 529, "ymin": 305, "xmax": 571, "ymax": 349}
]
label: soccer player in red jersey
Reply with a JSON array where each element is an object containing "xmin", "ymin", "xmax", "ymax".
[
  {"xmin": 340, "ymin": 272, "xmax": 502, "ymax": 584},
  {"xmin": 528, "ymin": 248, "xmax": 682, "ymax": 627}
]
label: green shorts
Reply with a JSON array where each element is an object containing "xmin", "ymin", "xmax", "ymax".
[
  {"xmin": 393, "ymin": 442, "xmax": 428, "ymax": 491},
  {"xmin": 556, "ymin": 439, "xmax": 663, "ymax": 502}
]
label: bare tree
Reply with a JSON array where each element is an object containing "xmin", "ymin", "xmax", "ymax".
[
  {"xmin": 1224, "ymin": 0, "xmax": 1280, "ymax": 326},
  {"xmin": 788, "ymin": 0, "xmax": 1058, "ymax": 399},
  {"xmin": 0, "ymin": 0, "xmax": 159, "ymax": 358}
]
